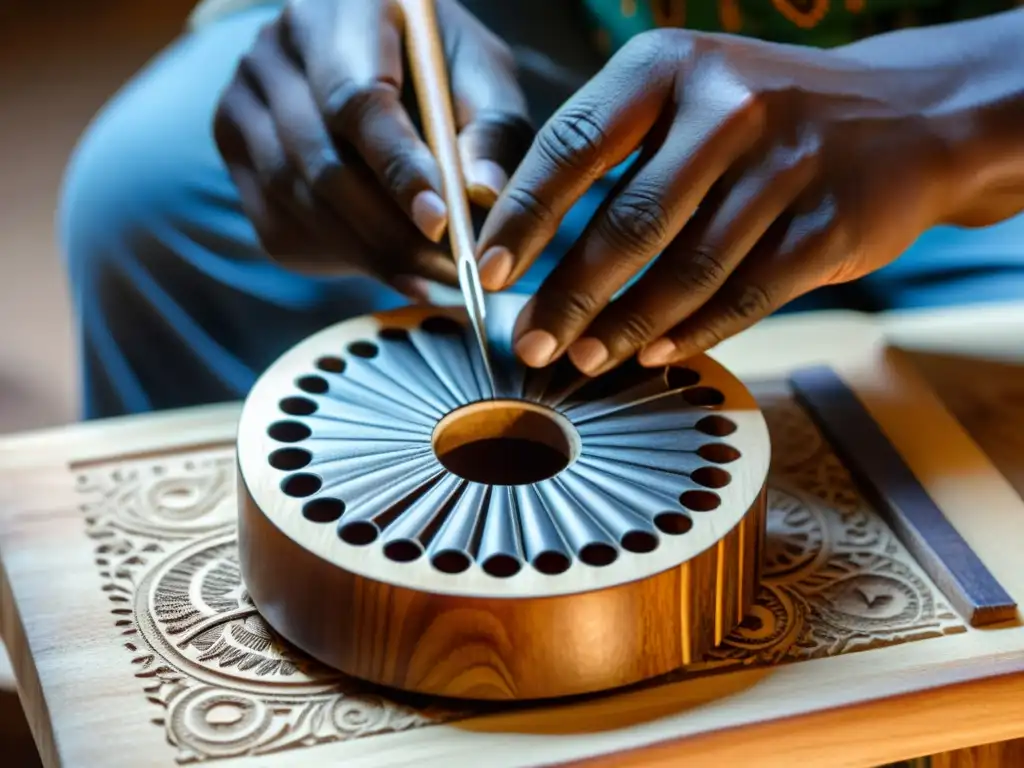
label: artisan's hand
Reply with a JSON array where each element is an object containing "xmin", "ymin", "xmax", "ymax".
[
  {"xmin": 475, "ymin": 29, "xmax": 971, "ymax": 373},
  {"xmin": 214, "ymin": 0, "xmax": 532, "ymax": 300}
]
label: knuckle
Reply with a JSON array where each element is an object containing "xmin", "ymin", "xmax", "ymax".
[
  {"xmin": 725, "ymin": 283, "xmax": 774, "ymax": 320},
  {"xmin": 600, "ymin": 190, "xmax": 670, "ymax": 253},
  {"xmin": 550, "ymin": 288, "xmax": 601, "ymax": 327},
  {"xmin": 326, "ymin": 81, "xmax": 399, "ymax": 135},
  {"xmin": 503, "ymin": 186, "xmax": 554, "ymax": 224},
  {"xmin": 379, "ymin": 148, "xmax": 429, "ymax": 197},
  {"xmin": 668, "ymin": 245, "xmax": 728, "ymax": 293},
  {"xmin": 615, "ymin": 312, "xmax": 659, "ymax": 348},
  {"xmin": 536, "ymin": 108, "xmax": 607, "ymax": 171}
]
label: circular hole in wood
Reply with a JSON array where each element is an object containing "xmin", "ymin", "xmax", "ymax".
[
  {"xmin": 579, "ymin": 543, "xmax": 618, "ymax": 567},
  {"xmin": 533, "ymin": 551, "xmax": 571, "ymax": 575},
  {"xmin": 665, "ymin": 367, "xmax": 701, "ymax": 389},
  {"xmin": 379, "ymin": 327, "xmax": 410, "ymax": 343},
  {"xmin": 621, "ymin": 530, "xmax": 659, "ymax": 553},
  {"xmin": 694, "ymin": 415, "xmax": 737, "ymax": 437},
  {"xmin": 279, "ymin": 396, "xmax": 318, "ymax": 416},
  {"xmin": 432, "ymin": 400, "xmax": 580, "ymax": 485},
  {"xmin": 339, "ymin": 521, "xmax": 378, "ymax": 546},
  {"xmin": 421, "ymin": 316, "xmax": 463, "ymax": 336},
  {"xmin": 679, "ymin": 490, "xmax": 721, "ymax": 511},
  {"xmin": 682, "ymin": 386, "xmax": 725, "ymax": 407},
  {"xmin": 697, "ymin": 443, "xmax": 742, "ymax": 464},
  {"xmin": 316, "ymin": 356, "xmax": 346, "ymax": 374},
  {"xmin": 691, "ymin": 466, "xmax": 731, "ymax": 489},
  {"xmin": 268, "ymin": 447, "xmax": 312, "ymax": 471},
  {"xmin": 347, "ymin": 341, "xmax": 379, "ymax": 359},
  {"xmin": 383, "ymin": 539, "xmax": 422, "ymax": 562},
  {"xmin": 482, "ymin": 554, "xmax": 521, "ymax": 578},
  {"xmin": 281, "ymin": 473, "xmax": 322, "ymax": 498},
  {"xmin": 431, "ymin": 550, "xmax": 472, "ymax": 574},
  {"xmin": 654, "ymin": 512, "xmax": 693, "ymax": 535},
  {"xmin": 302, "ymin": 497, "xmax": 345, "ymax": 523},
  {"xmin": 296, "ymin": 375, "xmax": 328, "ymax": 395},
  {"xmin": 268, "ymin": 421, "xmax": 311, "ymax": 443}
]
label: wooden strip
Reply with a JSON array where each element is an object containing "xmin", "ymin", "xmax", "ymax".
[{"xmin": 790, "ymin": 365, "xmax": 1016, "ymax": 627}]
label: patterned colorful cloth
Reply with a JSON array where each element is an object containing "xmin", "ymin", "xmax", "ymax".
[{"xmin": 580, "ymin": 0, "xmax": 1018, "ymax": 54}]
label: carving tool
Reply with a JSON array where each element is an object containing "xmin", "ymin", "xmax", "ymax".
[{"xmin": 400, "ymin": 0, "xmax": 497, "ymax": 396}]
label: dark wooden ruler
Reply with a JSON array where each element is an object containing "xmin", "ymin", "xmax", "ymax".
[{"xmin": 790, "ymin": 365, "xmax": 1017, "ymax": 627}]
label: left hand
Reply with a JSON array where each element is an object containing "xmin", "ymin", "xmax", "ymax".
[{"xmin": 474, "ymin": 28, "xmax": 970, "ymax": 374}]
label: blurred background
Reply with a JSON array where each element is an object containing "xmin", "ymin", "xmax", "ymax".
[
  {"xmin": 0, "ymin": 0, "xmax": 197, "ymax": 435},
  {"xmin": 0, "ymin": 2, "xmax": 199, "ymax": 762}
]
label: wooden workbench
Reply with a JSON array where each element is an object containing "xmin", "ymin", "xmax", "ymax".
[{"xmin": 2, "ymin": 302, "xmax": 1024, "ymax": 767}]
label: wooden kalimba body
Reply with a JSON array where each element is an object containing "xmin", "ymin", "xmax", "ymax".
[
  {"xmin": 2, "ymin": 302, "xmax": 1024, "ymax": 767},
  {"xmin": 236, "ymin": 295, "xmax": 770, "ymax": 699}
]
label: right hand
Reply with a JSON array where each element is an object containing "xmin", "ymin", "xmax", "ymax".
[{"xmin": 213, "ymin": 0, "xmax": 532, "ymax": 300}]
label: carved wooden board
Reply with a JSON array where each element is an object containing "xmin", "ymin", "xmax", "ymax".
[{"xmin": 3, "ymin": 315, "xmax": 1024, "ymax": 767}]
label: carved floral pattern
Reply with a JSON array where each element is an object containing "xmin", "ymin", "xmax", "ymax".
[{"xmin": 77, "ymin": 390, "xmax": 966, "ymax": 763}]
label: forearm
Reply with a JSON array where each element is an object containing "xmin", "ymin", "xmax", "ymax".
[{"xmin": 838, "ymin": 10, "xmax": 1024, "ymax": 226}]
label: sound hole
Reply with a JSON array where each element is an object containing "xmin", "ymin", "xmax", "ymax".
[{"xmin": 432, "ymin": 400, "xmax": 580, "ymax": 486}]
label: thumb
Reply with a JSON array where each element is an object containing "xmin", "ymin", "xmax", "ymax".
[
  {"xmin": 458, "ymin": 111, "xmax": 534, "ymax": 208},
  {"xmin": 439, "ymin": 2, "xmax": 534, "ymax": 207}
]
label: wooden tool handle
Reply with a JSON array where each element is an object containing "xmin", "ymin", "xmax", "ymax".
[{"xmin": 400, "ymin": 0, "xmax": 476, "ymax": 264}]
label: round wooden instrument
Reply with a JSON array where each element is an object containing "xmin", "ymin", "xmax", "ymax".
[{"xmin": 236, "ymin": 294, "xmax": 770, "ymax": 700}]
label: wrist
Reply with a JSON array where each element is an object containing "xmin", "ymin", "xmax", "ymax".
[{"xmin": 836, "ymin": 11, "xmax": 1024, "ymax": 226}]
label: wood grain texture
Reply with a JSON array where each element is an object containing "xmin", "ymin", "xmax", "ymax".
[
  {"xmin": 789, "ymin": 365, "xmax": 1017, "ymax": 627},
  {"xmin": 236, "ymin": 300, "xmax": 771, "ymax": 700},
  {"xmin": 3, "ymin": 306, "xmax": 1024, "ymax": 766}
]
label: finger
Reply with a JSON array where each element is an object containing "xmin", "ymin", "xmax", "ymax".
[
  {"xmin": 440, "ymin": 2, "xmax": 534, "ymax": 207},
  {"xmin": 570, "ymin": 140, "xmax": 819, "ymax": 374},
  {"xmin": 639, "ymin": 204, "xmax": 847, "ymax": 364},
  {"xmin": 516, "ymin": 103, "xmax": 765, "ymax": 372},
  {"xmin": 214, "ymin": 72, "xmax": 298, "ymax": 211},
  {"xmin": 240, "ymin": 28, "xmax": 458, "ymax": 288},
  {"xmin": 475, "ymin": 37, "xmax": 678, "ymax": 292},
  {"xmin": 285, "ymin": 0, "xmax": 448, "ymax": 241}
]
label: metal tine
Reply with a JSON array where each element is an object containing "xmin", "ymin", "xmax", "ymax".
[
  {"xmin": 352, "ymin": 336, "xmax": 462, "ymax": 413},
  {"xmin": 321, "ymin": 364, "xmax": 442, "ymax": 423},
  {"xmin": 409, "ymin": 326, "xmax": 484, "ymax": 403},
  {"xmin": 304, "ymin": 417, "xmax": 432, "ymax": 443},
  {"xmin": 575, "ymin": 408, "xmax": 706, "ymax": 437},
  {"xmin": 464, "ymin": 329, "xmax": 495, "ymax": 403},
  {"xmin": 569, "ymin": 461, "xmax": 686, "ymax": 515},
  {"xmin": 380, "ymin": 474, "xmax": 466, "ymax": 553},
  {"xmin": 476, "ymin": 485, "xmax": 524, "ymax": 571},
  {"xmin": 554, "ymin": 471, "xmax": 658, "ymax": 541},
  {"xmin": 306, "ymin": 446, "xmax": 432, "ymax": 479},
  {"xmin": 582, "ymin": 445, "xmax": 707, "ymax": 475},
  {"xmin": 513, "ymin": 483, "xmax": 573, "ymax": 567},
  {"xmin": 319, "ymin": 453, "xmax": 441, "ymax": 504},
  {"xmin": 303, "ymin": 399, "xmax": 434, "ymax": 434},
  {"xmin": 521, "ymin": 356, "xmax": 584, "ymax": 407},
  {"xmin": 564, "ymin": 381, "xmax": 683, "ymax": 424},
  {"xmin": 305, "ymin": 442, "xmax": 431, "ymax": 467},
  {"xmin": 577, "ymin": 454, "xmax": 702, "ymax": 497},
  {"xmin": 532, "ymin": 480, "xmax": 620, "ymax": 557},
  {"xmin": 427, "ymin": 481, "xmax": 489, "ymax": 566},
  {"xmin": 337, "ymin": 462, "xmax": 446, "ymax": 525},
  {"xmin": 484, "ymin": 310, "xmax": 526, "ymax": 399},
  {"xmin": 581, "ymin": 429, "xmax": 713, "ymax": 451}
]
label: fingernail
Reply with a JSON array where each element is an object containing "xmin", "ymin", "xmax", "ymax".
[
  {"xmin": 411, "ymin": 190, "xmax": 448, "ymax": 243},
  {"xmin": 466, "ymin": 159, "xmax": 508, "ymax": 208},
  {"xmin": 391, "ymin": 274, "xmax": 432, "ymax": 304},
  {"xmin": 568, "ymin": 338, "xmax": 609, "ymax": 375},
  {"xmin": 515, "ymin": 329, "xmax": 558, "ymax": 368},
  {"xmin": 639, "ymin": 338, "xmax": 678, "ymax": 366},
  {"xmin": 478, "ymin": 246, "xmax": 513, "ymax": 291}
]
